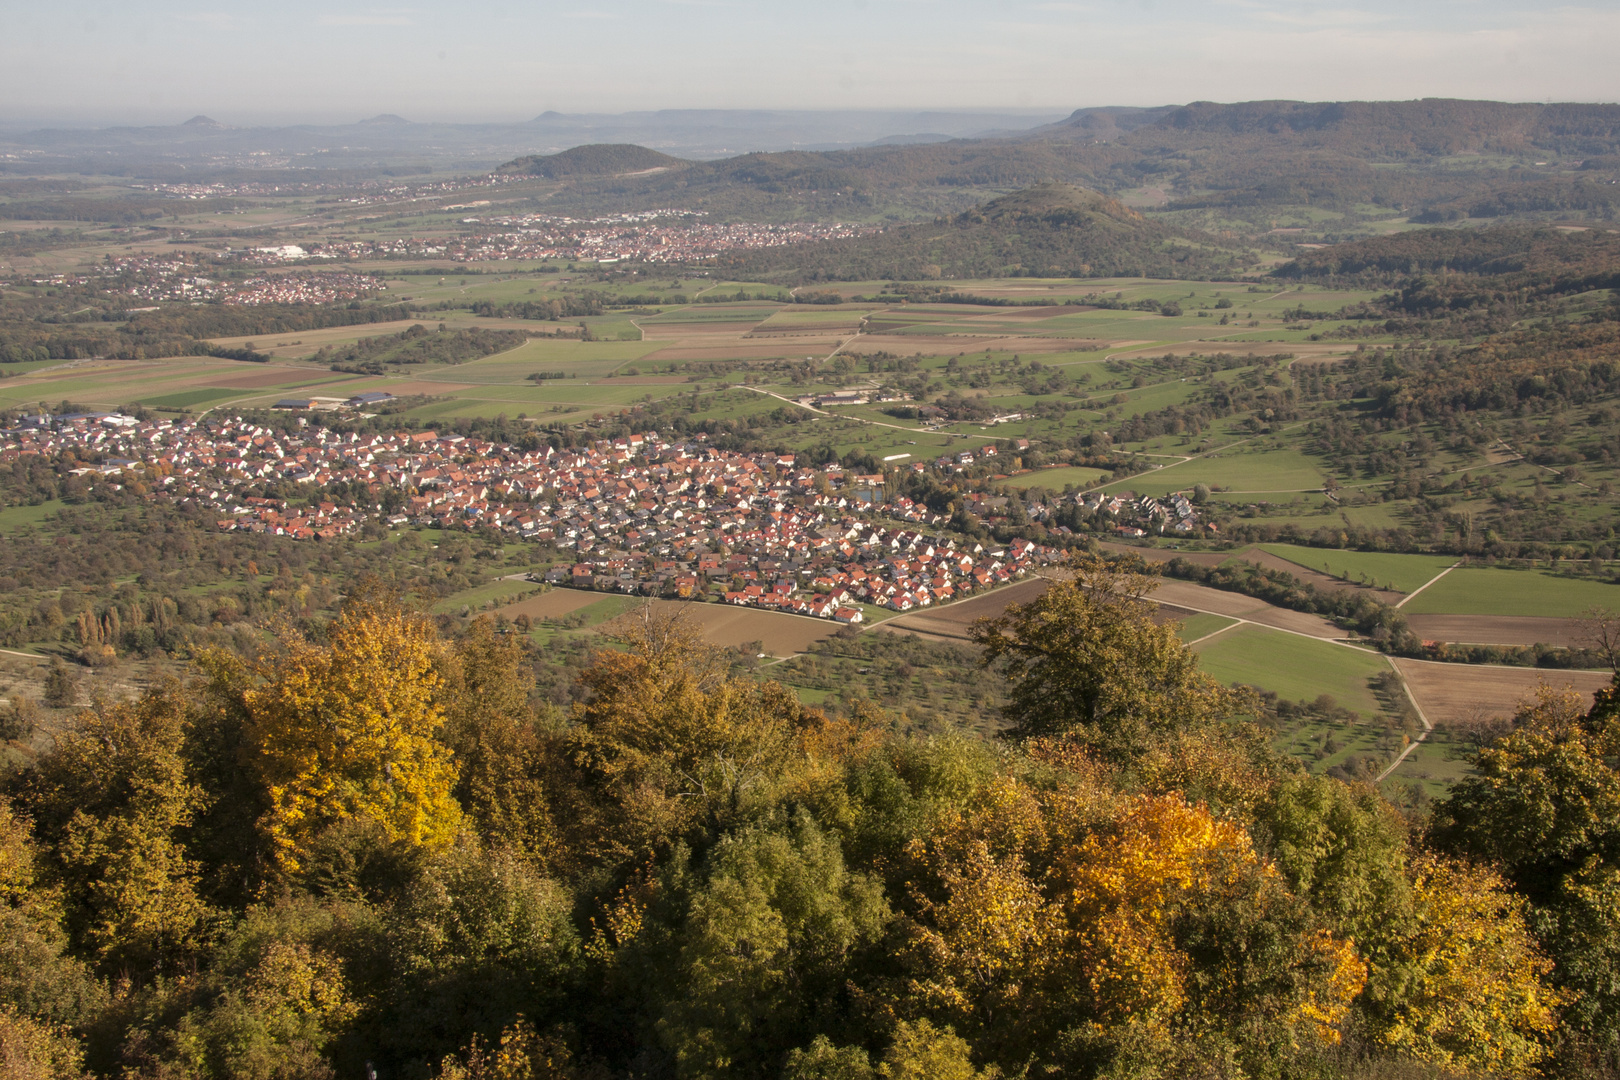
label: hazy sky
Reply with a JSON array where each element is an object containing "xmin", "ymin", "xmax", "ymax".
[{"xmin": 2, "ymin": 0, "xmax": 1615, "ymax": 125}]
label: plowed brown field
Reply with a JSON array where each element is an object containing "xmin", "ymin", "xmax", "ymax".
[
  {"xmin": 1405, "ymin": 614, "xmax": 1591, "ymax": 648},
  {"xmin": 1392, "ymin": 658, "xmax": 1612, "ymax": 725},
  {"xmin": 603, "ymin": 600, "xmax": 844, "ymax": 655}
]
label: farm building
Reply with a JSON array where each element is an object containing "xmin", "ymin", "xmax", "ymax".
[
  {"xmin": 273, "ymin": 398, "xmax": 319, "ymax": 410},
  {"xmin": 347, "ymin": 391, "xmax": 394, "ymax": 407}
]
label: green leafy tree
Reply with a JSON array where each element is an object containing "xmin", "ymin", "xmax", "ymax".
[
  {"xmin": 17, "ymin": 684, "xmax": 212, "ymax": 975},
  {"xmin": 972, "ymin": 553, "xmax": 1241, "ymax": 757},
  {"xmin": 372, "ymin": 842, "xmax": 581, "ymax": 1075},
  {"xmin": 40, "ymin": 659, "xmax": 75, "ymax": 710},
  {"xmin": 567, "ymin": 612, "xmax": 808, "ymax": 866},
  {"xmin": 0, "ymin": 799, "xmax": 104, "ymax": 1029},
  {"xmin": 631, "ymin": 812, "xmax": 892, "ymax": 1079},
  {"xmin": 439, "ymin": 618, "xmax": 559, "ymax": 867}
]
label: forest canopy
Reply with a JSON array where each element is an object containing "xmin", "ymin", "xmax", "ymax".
[{"xmin": 0, "ymin": 555, "xmax": 1613, "ymax": 1080}]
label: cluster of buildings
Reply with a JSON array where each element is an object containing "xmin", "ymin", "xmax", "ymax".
[
  {"xmin": 85, "ymin": 253, "xmax": 225, "ymax": 304},
  {"xmin": 80, "ymin": 254, "xmax": 387, "ymax": 306},
  {"xmin": 204, "ymin": 208, "xmax": 867, "ymax": 266},
  {"xmin": 713, "ymin": 532, "xmax": 1046, "ymax": 619},
  {"xmin": 223, "ymin": 270, "xmax": 387, "ymax": 306},
  {"xmin": 0, "ymin": 415, "xmax": 1061, "ymax": 620},
  {"xmin": 134, "ymin": 172, "xmax": 527, "ymax": 202},
  {"xmin": 449, "ymin": 215, "xmax": 877, "ymax": 264},
  {"xmin": 293, "ymin": 210, "xmax": 878, "ymax": 265},
  {"xmin": 1074, "ymin": 490, "xmax": 1210, "ymax": 537}
]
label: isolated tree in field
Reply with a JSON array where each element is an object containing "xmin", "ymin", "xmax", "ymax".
[
  {"xmin": 972, "ymin": 552, "xmax": 1239, "ymax": 755},
  {"xmin": 222, "ymin": 597, "xmax": 461, "ymax": 873},
  {"xmin": 40, "ymin": 658, "xmax": 75, "ymax": 709}
]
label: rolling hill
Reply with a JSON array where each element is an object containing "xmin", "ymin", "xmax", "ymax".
[
  {"xmin": 496, "ymin": 143, "xmax": 686, "ymax": 178},
  {"xmin": 714, "ymin": 182, "xmax": 1254, "ymax": 282}
]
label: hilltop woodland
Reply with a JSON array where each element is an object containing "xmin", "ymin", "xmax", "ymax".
[
  {"xmin": 0, "ymin": 557, "xmax": 1616, "ymax": 1080},
  {"xmin": 716, "ymin": 185, "xmax": 1259, "ymax": 283}
]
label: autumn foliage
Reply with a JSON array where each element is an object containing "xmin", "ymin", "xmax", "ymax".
[{"xmin": 0, "ymin": 586, "xmax": 1603, "ymax": 1079}]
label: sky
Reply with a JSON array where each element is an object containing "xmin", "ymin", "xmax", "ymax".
[{"xmin": 1, "ymin": 0, "xmax": 1616, "ymax": 126}]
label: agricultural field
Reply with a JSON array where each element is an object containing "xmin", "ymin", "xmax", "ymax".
[
  {"xmin": 604, "ymin": 600, "xmax": 846, "ymax": 656},
  {"xmin": 1402, "ymin": 566, "xmax": 1620, "ymax": 619},
  {"xmin": 1193, "ymin": 627, "xmax": 1390, "ymax": 718},
  {"xmin": 1390, "ymin": 657, "xmax": 1614, "ymax": 726},
  {"xmin": 1175, "ymin": 613, "xmax": 1238, "ymax": 642},
  {"xmin": 1001, "ymin": 465, "xmax": 1109, "ymax": 490},
  {"xmin": 1258, "ymin": 544, "xmax": 1457, "ymax": 594}
]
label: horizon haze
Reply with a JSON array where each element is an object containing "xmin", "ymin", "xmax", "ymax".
[{"xmin": 2, "ymin": 0, "xmax": 1615, "ymax": 129}]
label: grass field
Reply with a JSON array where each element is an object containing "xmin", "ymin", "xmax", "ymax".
[
  {"xmin": 0, "ymin": 500, "xmax": 65, "ymax": 532},
  {"xmin": 1001, "ymin": 465, "xmax": 1108, "ymax": 490},
  {"xmin": 1402, "ymin": 567, "xmax": 1620, "ymax": 618},
  {"xmin": 429, "ymin": 580, "xmax": 544, "ymax": 615},
  {"xmin": 141, "ymin": 387, "xmax": 268, "ymax": 409},
  {"xmin": 1260, "ymin": 544, "xmax": 1458, "ymax": 594},
  {"xmin": 1194, "ymin": 627, "xmax": 1389, "ymax": 716},
  {"xmin": 1176, "ymin": 613, "xmax": 1237, "ymax": 641},
  {"xmin": 1107, "ymin": 445, "xmax": 1328, "ymax": 497}
]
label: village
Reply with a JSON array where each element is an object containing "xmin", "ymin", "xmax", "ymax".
[
  {"xmin": 0, "ymin": 412, "xmax": 1097, "ymax": 622},
  {"xmin": 83, "ymin": 252, "xmax": 389, "ymax": 305},
  {"xmin": 299, "ymin": 212, "xmax": 878, "ymax": 264}
]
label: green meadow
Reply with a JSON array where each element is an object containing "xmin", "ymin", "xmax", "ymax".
[
  {"xmin": 1401, "ymin": 567, "xmax": 1620, "ymax": 619},
  {"xmin": 1194, "ymin": 626, "xmax": 1390, "ymax": 717},
  {"xmin": 1259, "ymin": 545, "xmax": 1459, "ymax": 594}
]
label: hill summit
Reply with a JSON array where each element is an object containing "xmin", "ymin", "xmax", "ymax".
[
  {"xmin": 496, "ymin": 143, "xmax": 685, "ymax": 178},
  {"xmin": 965, "ymin": 182, "xmax": 1144, "ymax": 227}
]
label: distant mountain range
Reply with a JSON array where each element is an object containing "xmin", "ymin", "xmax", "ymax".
[{"xmin": 0, "ymin": 108, "xmax": 1069, "ymax": 175}]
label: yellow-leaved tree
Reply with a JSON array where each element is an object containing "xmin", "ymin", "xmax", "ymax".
[
  {"xmin": 1057, "ymin": 794, "xmax": 1367, "ymax": 1071},
  {"xmin": 221, "ymin": 597, "xmax": 461, "ymax": 873},
  {"xmin": 1373, "ymin": 854, "xmax": 1563, "ymax": 1076}
]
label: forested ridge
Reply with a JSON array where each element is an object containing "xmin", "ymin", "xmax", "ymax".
[
  {"xmin": 0, "ymin": 295, "xmax": 413, "ymax": 364},
  {"xmin": 716, "ymin": 184, "xmax": 1254, "ymax": 283},
  {"xmin": 2, "ymin": 557, "xmax": 1617, "ymax": 1079}
]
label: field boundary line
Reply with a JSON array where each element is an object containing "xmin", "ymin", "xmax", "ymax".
[
  {"xmin": 1184, "ymin": 621, "xmax": 1241, "ymax": 646},
  {"xmin": 1375, "ymin": 657, "xmax": 1434, "ymax": 783},
  {"xmin": 1395, "ymin": 562, "xmax": 1461, "ymax": 609}
]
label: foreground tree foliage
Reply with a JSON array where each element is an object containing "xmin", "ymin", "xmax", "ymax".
[
  {"xmin": 972, "ymin": 554, "xmax": 1246, "ymax": 758},
  {"xmin": 0, "ymin": 575, "xmax": 1606, "ymax": 1079}
]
